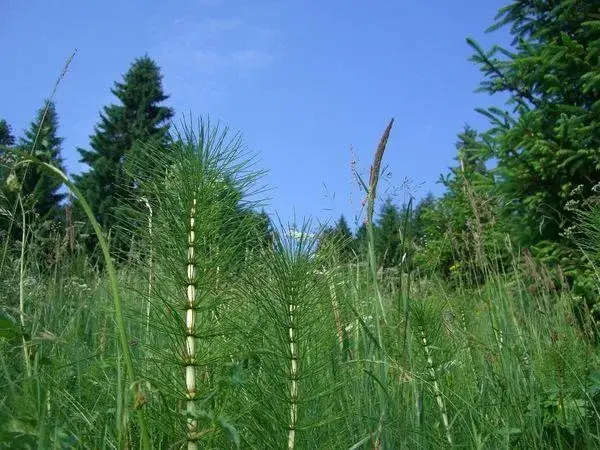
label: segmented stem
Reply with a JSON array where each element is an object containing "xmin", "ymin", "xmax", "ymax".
[
  {"xmin": 186, "ymin": 198, "xmax": 198, "ymax": 450},
  {"xmin": 288, "ymin": 302, "xmax": 298, "ymax": 450},
  {"xmin": 420, "ymin": 327, "xmax": 452, "ymax": 445},
  {"xmin": 328, "ymin": 276, "xmax": 345, "ymax": 355}
]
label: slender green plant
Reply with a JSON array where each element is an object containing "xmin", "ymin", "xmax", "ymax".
[
  {"xmin": 124, "ymin": 117, "xmax": 266, "ymax": 448},
  {"xmin": 352, "ymin": 118, "xmax": 394, "ymax": 446},
  {"xmin": 16, "ymin": 193, "xmax": 31, "ymax": 378},
  {"xmin": 14, "ymin": 156, "xmax": 151, "ymax": 449},
  {"xmin": 233, "ymin": 220, "xmax": 343, "ymax": 449}
]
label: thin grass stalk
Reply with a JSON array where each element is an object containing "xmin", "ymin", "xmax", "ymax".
[
  {"xmin": 364, "ymin": 119, "xmax": 394, "ymax": 326},
  {"xmin": 116, "ymin": 351, "xmax": 127, "ymax": 449},
  {"xmin": 18, "ymin": 157, "xmax": 151, "ymax": 449},
  {"xmin": 17, "ymin": 194, "xmax": 31, "ymax": 378},
  {"xmin": 327, "ymin": 272, "xmax": 345, "ymax": 356},
  {"xmin": 186, "ymin": 197, "xmax": 198, "ymax": 450},
  {"xmin": 398, "ymin": 198, "xmax": 413, "ymax": 347},
  {"xmin": 139, "ymin": 196, "xmax": 153, "ymax": 345},
  {"xmin": 364, "ymin": 119, "xmax": 394, "ymax": 445}
]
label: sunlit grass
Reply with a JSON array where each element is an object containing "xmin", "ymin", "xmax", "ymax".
[{"xmin": 1, "ymin": 119, "xmax": 600, "ymax": 449}]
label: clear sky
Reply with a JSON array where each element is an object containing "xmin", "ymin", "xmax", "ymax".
[{"xmin": 1, "ymin": 0, "xmax": 512, "ymax": 230}]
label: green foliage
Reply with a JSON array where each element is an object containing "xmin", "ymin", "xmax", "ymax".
[
  {"xmin": 375, "ymin": 198, "xmax": 403, "ymax": 269},
  {"xmin": 0, "ymin": 311, "xmax": 20, "ymax": 341},
  {"xmin": 353, "ymin": 198, "xmax": 414, "ymax": 271},
  {"xmin": 468, "ymin": 0, "xmax": 600, "ymax": 273},
  {"xmin": 414, "ymin": 126, "xmax": 507, "ymax": 284},
  {"xmin": 235, "ymin": 222, "xmax": 343, "ymax": 448},
  {"xmin": 318, "ymin": 214, "xmax": 354, "ymax": 263},
  {"xmin": 0, "ymin": 102, "xmax": 66, "ymax": 252},
  {"xmin": 74, "ymin": 55, "xmax": 174, "ymax": 256},
  {"xmin": 5, "ymin": 3, "xmax": 600, "ymax": 448},
  {"xmin": 3, "ymin": 130, "xmax": 600, "ymax": 449},
  {"xmin": 0, "ymin": 119, "xmax": 15, "ymax": 147},
  {"xmin": 123, "ymin": 117, "xmax": 266, "ymax": 446},
  {"xmin": 18, "ymin": 101, "xmax": 66, "ymax": 222},
  {"xmin": 0, "ymin": 118, "xmax": 16, "ymax": 242}
]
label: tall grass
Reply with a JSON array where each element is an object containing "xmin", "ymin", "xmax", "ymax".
[{"xmin": 1, "ymin": 118, "xmax": 600, "ymax": 449}]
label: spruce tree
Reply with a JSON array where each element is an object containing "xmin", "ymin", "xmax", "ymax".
[
  {"xmin": 415, "ymin": 126, "xmax": 502, "ymax": 281},
  {"xmin": 469, "ymin": 0, "xmax": 600, "ymax": 268},
  {"xmin": 353, "ymin": 221, "xmax": 368, "ymax": 260},
  {"xmin": 375, "ymin": 197, "xmax": 402, "ymax": 269},
  {"xmin": 74, "ymin": 55, "xmax": 174, "ymax": 251},
  {"xmin": 1, "ymin": 103, "xmax": 65, "ymax": 221},
  {"xmin": 248, "ymin": 209, "xmax": 274, "ymax": 250},
  {"xmin": 0, "ymin": 104, "xmax": 66, "ymax": 247},
  {"xmin": 0, "ymin": 119, "xmax": 15, "ymax": 183},
  {"xmin": 19, "ymin": 101, "xmax": 66, "ymax": 222},
  {"xmin": 335, "ymin": 214, "xmax": 353, "ymax": 261},
  {"xmin": 0, "ymin": 119, "xmax": 15, "ymax": 147},
  {"xmin": 318, "ymin": 214, "xmax": 354, "ymax": 262}
]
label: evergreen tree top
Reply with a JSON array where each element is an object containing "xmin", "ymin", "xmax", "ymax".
[
  {"xmin": 20, "ymin": 101, "xmax": 64, "ymax": 163},
  {"xmin": 74, "ymin": 55, "xmax": 174, "ymax": 243},
  {"xmin": 335, "ymin": 214, "xmax": 352, "ymax": 238},
  {"xmin": 112, "ymin": 55, "xmax": 171, "ymax": 113},
  {"xmin": 0, "ymin": 119, "xmax": 15, "ymax": 147},
  {"xmin": 78, "ymin": 55, "xmax": 174, "ymax": 167}
]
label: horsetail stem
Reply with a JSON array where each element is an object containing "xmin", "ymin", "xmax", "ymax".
[
  {"xmin": 419, "ymin": 326, "xmax": 452, "ymax": 445},
  {"xmin": 186, "ymin": 197, "xmax": 198, "ymax": 450},
  {"xmin": 328, "ymin": 274, "xmax": 345, "ymax": 355},
  {"xmin": 288, "ymin": 301, "xmax": 298, "ymax": 450}
]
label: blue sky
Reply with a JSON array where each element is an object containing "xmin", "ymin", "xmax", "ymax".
[{"xmin": 1, "ymin": 0, "xmax": 512, "ymax": 230}]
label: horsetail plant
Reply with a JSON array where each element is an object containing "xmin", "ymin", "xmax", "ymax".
[
  {"xmin": 125, "ymin": 117, "xmax": 266, "ymax": 448},
  {"xmin": 185, "ymin": 196, "xmax": 198, "ymax": 448},
  {"xmin": 233, "ymin": 221, "xmax": 343, "ymax": 449},
  {"xmin": 412, "ymin": 303, "xmax": 453, "ymax": 446}
]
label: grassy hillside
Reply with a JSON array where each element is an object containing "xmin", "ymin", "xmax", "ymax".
[{"xmin": 1, "ymin": 121, "xmax": 599, "ymax": 449}]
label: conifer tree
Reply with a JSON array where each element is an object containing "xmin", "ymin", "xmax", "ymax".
[
  {"xmin": 335, "ymin": 214, "xmax": 353, "ymax": 260},
  {"xmin": 18, "ymin": 101, "xmax": 66, "ymax": 222},
  {"xmin": 249, "ymin": 209, "xmax": 274, "ymax": 250},
  {"xmin": 0, "ymin": 119, "xmax": 15, "ymax": 147},
  {"xmin": 74, "ymin": 55, "xmax": 174, "ymax": 251},
  {"xmin": 353, "ymin": 221, "xmax": 368, "ymax": 259},
  {"xmin": 318, "ymin": 214, "xmax": 354, "ymax": 262},
  {"xmin": 0, "ymin": 104, "xmax": 66, "ymax": 245},
  {"xmin": 469, "ymin": 0, "xmax": 600, "ymax": 268},
  {"xmin": 375, "ymin": 197, "xmax": 402, "ymax": 269},
  {"xmin": 1, "ymin": 103, "xmax": 65, "ymax": 219},
  {"xmin": 413, "ymin": 192, "xmax": 436, "ymax": 246}
]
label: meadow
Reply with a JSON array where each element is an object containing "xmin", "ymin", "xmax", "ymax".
[{"xmin": 1, "ymin": 118, "xmax": 600, "ymax": 450}]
